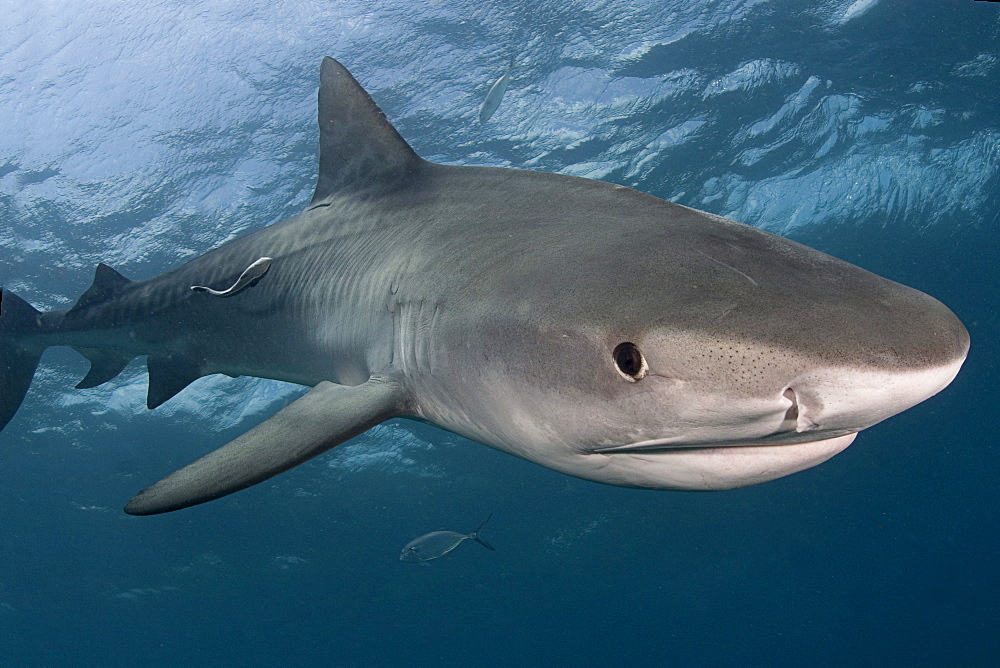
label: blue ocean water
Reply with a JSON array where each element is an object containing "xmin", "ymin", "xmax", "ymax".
[{"xmin": 1, "ymin": 0, "xmax": 997, "ymax": 665}]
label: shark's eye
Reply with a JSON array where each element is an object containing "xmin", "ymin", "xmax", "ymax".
[{"xmin": 613, "ymin": 342, "xmax": 648, "ymax": 382}]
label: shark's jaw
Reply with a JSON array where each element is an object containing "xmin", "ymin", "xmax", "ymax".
[
  {"xmin": 578, "ymin": 433, "xmax": 859, "ymax": 491},
  {"xmin": 590, "ymin": 428, "xmax": 858, "ymax": 454}
]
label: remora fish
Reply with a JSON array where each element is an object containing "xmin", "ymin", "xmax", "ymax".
[
  {"xmin": 478, "ymin": 59, "xmax": 513, "ymax": 123},
  {"xmin": 191, "ymin": 256, "xmax": 272, "ymax": 297},
  {"xmin": 0, "ymin": 58, "xmax": 969, "ymax": 516},
  {"xmin": 400, "ymin": 515, "xmax": 495, "ymax": 563}
]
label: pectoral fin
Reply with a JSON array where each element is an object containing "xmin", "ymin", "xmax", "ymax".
[{"xmin": 124, "ymin": 376, "xmax": 408, "ymax": 515}]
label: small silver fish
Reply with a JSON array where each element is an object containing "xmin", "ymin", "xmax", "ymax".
[
  {"xmin": 478, "ymin": 62, "xmax": 513, "ymax": 123},
  {"xmin": 400, "ymin": 514, "xmax": 495, "ymax": 563},
  {"xmin": 191, "ymin": 256, "xmax": 272, "ymax": 297}
]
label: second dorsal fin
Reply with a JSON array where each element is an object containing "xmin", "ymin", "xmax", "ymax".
[
  {"xmin": 68, "ymin": 264, "xmax": 132, "ymax": 314},
  {"xmin": 310, "ymin": 57, "xmax": 425, "ymax": 204}
]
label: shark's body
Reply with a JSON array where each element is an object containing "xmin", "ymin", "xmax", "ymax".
[{"xmin": 0, "ymin": 58, "xmax": 969, "ymax": 515}]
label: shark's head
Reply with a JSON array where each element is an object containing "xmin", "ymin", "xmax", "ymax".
[{"xmin": 419, "ymin": 173, "xmax": 970, "ymax": 491}]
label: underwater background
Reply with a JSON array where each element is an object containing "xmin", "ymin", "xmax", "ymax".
[{"xmin": 1, "ymin": 0, "xmax": 997, "ymax": 665}]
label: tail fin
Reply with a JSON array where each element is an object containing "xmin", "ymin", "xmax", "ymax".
[
  {"xmin": 471, "ymin": 514, "xmax": 495, "ymax": 551},
  {"xmin": 0, "ymin": 289, "xmax": 44, "ymax": 430}
]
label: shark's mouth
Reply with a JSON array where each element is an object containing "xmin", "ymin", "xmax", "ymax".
[
  {"xmin": 581, "ymin": 432, "xmax": 860, "ymax": 491},
  {"xmin": 591, "ymin": 428, "xmax": 858, "ymax": 454}
]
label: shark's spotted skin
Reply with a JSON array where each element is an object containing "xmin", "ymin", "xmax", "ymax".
[{"xmin": 0, "ymin": 58, "xmax": 969, "ymax": 515}]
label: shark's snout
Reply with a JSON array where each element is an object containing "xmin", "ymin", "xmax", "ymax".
[
  {"xmin": 779, "ymin": 288, "xmax": 970, "ymax": 438},
  {"xmin": 783, "ymin": 347, "xmax": 967, "ymax": 438}
]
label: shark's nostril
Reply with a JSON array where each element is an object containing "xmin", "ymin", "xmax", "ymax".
[
  {"xmin": 782, "ymin": 388, "xmax": 799, "ymax": 424},
  {"xmin": 783, "ymin": 387, "xmax": 819, "ymax": 432},
  {"xmin": 787, "ymin": 387, "xmax": 822, "ymax": 433}
]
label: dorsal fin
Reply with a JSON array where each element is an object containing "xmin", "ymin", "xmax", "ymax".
[
  {"xmin": 69, "ymin": 264, "xmax": 132, "ymax": 314},
  {"xmin": 310, "ymin": 57, "xmax": 425, "ymax": 204}
]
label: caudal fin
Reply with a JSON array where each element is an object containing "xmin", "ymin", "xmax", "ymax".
[
  {"xmin": 0, "ymin": 289, "xmax": 44, "ymax": 430},
  {"xmin": 471, "ymin": 514, "xmax": 495, "ymax": 551}
]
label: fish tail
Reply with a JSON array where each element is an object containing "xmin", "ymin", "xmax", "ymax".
[
  {"xmin": 471, "ymin": 514, "xmax": 495, "ymax": 551},
  {"xmin": 1, "ymin": 264, "xmax": 142, "ymax": 431},
  {"xmin": 0, "ymin": 288, "xmax": 45, "ymax": 430}
]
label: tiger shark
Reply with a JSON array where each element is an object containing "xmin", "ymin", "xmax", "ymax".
[{"xmin": 0, "ymin": 58, "xmax": 969, "ymax": 515}]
